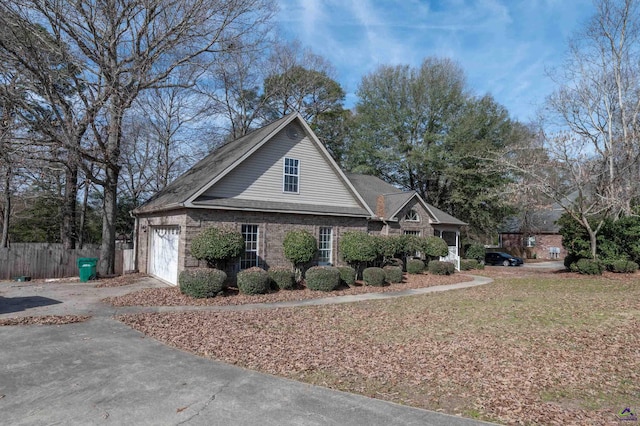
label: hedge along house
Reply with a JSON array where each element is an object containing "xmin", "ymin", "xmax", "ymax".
[{"xmin": 132, "ymin": 113, "xmax": 466, "ymax": 285}]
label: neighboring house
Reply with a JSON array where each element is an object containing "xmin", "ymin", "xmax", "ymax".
[
  {"xmin": 132, "ymin": 113, "xmax": 466, "ymax": 285},
  {"xmin": 499, "ymin": 202, "xmax": 566, "ymax": 260}
]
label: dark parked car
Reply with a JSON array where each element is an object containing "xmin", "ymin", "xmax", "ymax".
[{"xmin": 484, "ymin": 252, "xmax": 524, "ymax": 266}]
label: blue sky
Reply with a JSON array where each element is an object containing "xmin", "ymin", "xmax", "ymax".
[{"xmin": 276, "ymin": 0, "xmax": 596, "ymax": 123}]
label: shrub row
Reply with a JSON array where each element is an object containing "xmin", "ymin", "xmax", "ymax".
[
  {"xmin": 179, "ymin": 268, "xmax": 227, "ymax": 298},
  {"xmin": 406, "ymin": 259, "xmax": 425, "ymax": 274},
  {"xmin": 305, "ymin": 266, "xmax": 341, "ymax": 291},
  {"xmin": 460, "ymin": 259, "xmax": 484, "ymax": 271},
  {"xmin": 428, "ymin": 260, "xmax": 455, "ymax": 275}
]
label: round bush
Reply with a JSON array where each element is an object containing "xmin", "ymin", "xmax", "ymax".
[
  {"xmin": 337, "ymin": 266, "xmax": 356, "ymax": 287},
  {"xmin": 465, "ymin": 243, "xmax": 485, "ymax": 262},
  {"xmin": 283, "ymin": 230, "xmax": 317, "ymax": 281},
  {"xmin": 383, "ymin": 265, "xmax": 403, "ymax": 283},
  {"xmin": 610, "ymin": 259, "xmax": 639, "ymax": 273},
  {"xmin": 305, "ymin": 266, "xmax": 340, "ymax": 291},
  {"xmin": 190, "ymin": 227, "xmax": 244, "ymax": 269},
  {"xmin": 363, "ymin": 267, "xmax": 386, "ymax": 286},
  {"xmin": 422, "ymin": 236, "xmax": 449, "ymax": 258},
  {"xmin": 237, "ymin": 267, "xmax": 270, "ymax": 295},
  {"xmin": 268, "ymin": 267, "xmax": 296, "ymax": 290},
  {"xmin": 179, "ymin": 268, "xmax": 227, "ymax": 298},
  {"xmin": 339, "ymin": 231, "xmax": 378, "ymax": 266},
  {"xmin": 406, "ymin": 259, "xmax": 425, "ymax": 274},
  {"xmin": 460, "ymin": 259, "xmax": 483, "ymax": 271},
  {"xmin": 428, "ymin": 260, "xmax": 455, "ymax": 275},
  {"xmin": 573, "ymin": 258, "xmax": 605, "ymax": 275}
]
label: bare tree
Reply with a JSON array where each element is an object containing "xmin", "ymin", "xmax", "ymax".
[
  {"xmin": 546, "ymin": 0, "xmax": 640, "ymax": 217},
  {"xmin": 0, "ymin": 0, "xmax": 275, "ymax": 274},
  {"xmin": 120, "ymin": 85, "xmax": 210, "ymax": 208},
  {"xmin": 496, "ymin": 130, "xmax": 612, "ymax": 258}
]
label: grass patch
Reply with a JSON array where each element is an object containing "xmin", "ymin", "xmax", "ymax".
[{"xmin": 120, "ymin": 273, "xmax": 640, "ymax": 424}]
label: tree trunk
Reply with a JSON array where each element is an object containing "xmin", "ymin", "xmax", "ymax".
[
  {"xmin": 588, "ymin": 228, "xmax": 597, "ymax": 260},
  {"xmin": 99, "ymin": 99, "xmax": 123, "ymax": 276},
  {"xmin": 1, "ymin": 166, "xmax": 10, "ymax": 248},
  {"xmin": 99, "ymin": 165, "xmax": 118, "ymax": 276},
  {"xmin": 78, "ymin": 176, "xmax": 90, "ymax": 249},
  {"xmin": 61, "ymin": 163, "xmax": 78, "ymax": 249}
]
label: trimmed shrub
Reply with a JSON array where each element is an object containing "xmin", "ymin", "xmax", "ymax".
[
  {"xmin": 283, "ymin": 230, "xmax": 317, "ymax": 281},
  {"xmin": 460, "ymin": 259, "xmax": 483, "ymax": 271},
  {"xmin": 337, "ymin": 266, "xmax": 356, "ymax": 287},
  {"xmin": 268, "ymin": 267, "xmax": 296, "ymax": 290},
  {"xmin": 422, "ymin": 236, "xmax": 449, "ymax": 258},
  {"xmin": 400, "ymin": 234, "xmax": 423, "ymax": 258},
  {"xmin": 237, "ymin": 267, "xmax": 270, "ymax": 295},
  {"xmin": 383, "ymin": 265, "xmax": 403, "ymax": 283},
  {"xmin": 406, "ymin": 259, "xmax": 425, "ymax": 274},
  {"xmin": 428, "ymin": 260, "xmax": 455, "ymax": 275},
  {"xmin": 465, "ymin": 243, "xmax": 485, "ymax": 263},
  {"xmin": 179, "ymin": 268, "xmax": 227, "ymax": 298},
  {"xmin": 376, "ymin": 235, "xmax": 404, "ymax": 261},
  {"xmin": 573, "ymin": 258, "xmax": 605, "ymax": 275},
  {"xmin": 610, "ymin": 259, "xmax": 639, "ymax": 273},
  {"xmin": 305, "ymin": 266, "xmax": 340, "ymax": 291},
  {"xmin": 190, "ymin": 227, "xmax": 244, "ymax": 269},
  {"xmin": 363, "ymin": 267, "xmax": 386, "ymax": 286},
  {"xmin": 385, "ymin": 257, "xmax": 404, "ymax": 270},
  {"xmin": 564, "ymin": 253, "xmax": 581, "ymax": 270},
  {"xmin": 340, "ymin": 231, "xmax": 378, "ymax": 269}
]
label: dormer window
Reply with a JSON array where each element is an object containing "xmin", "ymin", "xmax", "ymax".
[
  {"xmin": 283, "ymin": 157, "xmax": 299, "ymax": 193},
  {"xmin": 404, "ymin": 209, "xmax": 419, "ymax": 222}
]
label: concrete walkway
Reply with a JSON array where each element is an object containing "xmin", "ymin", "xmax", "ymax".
[{"xmin": 0, "ymin": 275, "xmax": 497, "ymax": 426}]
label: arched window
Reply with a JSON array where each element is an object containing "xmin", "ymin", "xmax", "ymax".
[{"xmin": 404, "ymin": 209, "xmax": 419, "ymax": 222}]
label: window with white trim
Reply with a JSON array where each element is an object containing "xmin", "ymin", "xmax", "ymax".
[
  {"xmin": 318, "ymin": 227, "xmax": 333, "ymax": 265},
  {"xmin": 404, "ymin": 209, "xmax": 420, "ymax": 222},
  {"xmin": 283, "ymin": 157, "xmax": 299, "ymax": 193},
  {"xmin": 240, "ymin": 224, "xmax": 259, "ymax": 269}
]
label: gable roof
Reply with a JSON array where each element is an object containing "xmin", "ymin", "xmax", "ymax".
[
  {"xmin": 134, "ymin": 113, "xmax": 373, "ymax": 217},
  {"xmin": 133, "ymin": 114, "xmax": 465, "ymax": 227},
  {"xmin": 134, "ymin": 114, "xmax": 294, "ymax": 214},
  {"xmin": 345, "ymin": 173, "xmax": 466, "ymax": 226}
]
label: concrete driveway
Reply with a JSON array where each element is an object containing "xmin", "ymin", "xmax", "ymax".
[{"xmin": 0, "ymin": 278, "xmax": 494, "ymax": 426}]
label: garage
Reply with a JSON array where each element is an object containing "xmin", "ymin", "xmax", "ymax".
[{"xmin": 149, "ymin": 226, "xmax": 180, "ymax": 285}]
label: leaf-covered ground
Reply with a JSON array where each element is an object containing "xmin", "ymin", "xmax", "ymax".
[
  {"xmin": 0, "ymin": 315, "xmax": 91, "ymax": 326},
  {"xmin": 105, "ymin": 272, "xmax": 470, "ymax": 307},
  {"xmin": 119, "ymin": 270, "xmax": 640, "ymax": 425}
]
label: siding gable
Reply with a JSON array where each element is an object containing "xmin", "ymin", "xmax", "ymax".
[{"xmin": 198, "ymin": 121, "xmax": 363, "ymax": 209}]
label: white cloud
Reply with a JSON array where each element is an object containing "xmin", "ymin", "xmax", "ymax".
[{"xmin": 276, "ymin": 0, "xmax": 596, "ymax": 120}]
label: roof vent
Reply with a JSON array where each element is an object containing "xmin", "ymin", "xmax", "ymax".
[{"xmin": 286, "ymin": 126, "xmax": 300, "ymax": 139}]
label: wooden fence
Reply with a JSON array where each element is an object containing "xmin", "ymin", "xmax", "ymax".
[{"xmin": 0, "ymin": 243, "xmax": 135, "ymax": 281}]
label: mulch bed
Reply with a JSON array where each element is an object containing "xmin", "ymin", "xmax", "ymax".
[{"xmin": 104, "ymin": 273, "xmax": 472, "ymax": 307}]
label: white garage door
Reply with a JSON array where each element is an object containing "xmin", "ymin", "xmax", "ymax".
[{"xmin": 149, "ymin": 226, "xmax": 180, "ymax": 285}]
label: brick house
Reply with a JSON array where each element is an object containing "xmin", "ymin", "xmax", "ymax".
[
  {"xmin": 132, "ymin": 113, "xmax": 466, "ymax": 285},
  {"xmin": 499, "ymin": 203, "xmax": 566, "ymax": 260}
]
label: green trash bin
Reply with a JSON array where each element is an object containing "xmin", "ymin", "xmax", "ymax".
[{"xmin": 77, "ymin": 257, "xmax": 98, "ymax": 282}]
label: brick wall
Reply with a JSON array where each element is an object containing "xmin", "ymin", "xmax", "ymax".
[
  {"xmin": 395, "ymin": 200, "xmax": 435, "ymax": 237},
  {"xmin": 184, "ymin": 209, "xmax": 368, "ymax": 271},
  {"xmin": 501, "ymin": 233, "xmax": 566, "ymax": 260}
]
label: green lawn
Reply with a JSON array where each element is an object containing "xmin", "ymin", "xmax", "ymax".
[{"xmin": 120, "ymin": 272, "xmax": 640, "ymax": 424}]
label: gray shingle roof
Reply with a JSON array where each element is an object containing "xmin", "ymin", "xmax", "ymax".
[
  {"xmin": 344, "ymin": 173, "xmax": 466, "ymax": 225},
  {"xmin": 133, "ymin": 114, "xmax": 464, "ymax": 227},
  {"xmin": 133, "ymin": 114, "xmax": 296, "ymax": 214},
  {"xmin": 192, "ymin": 197, "xmax": 369, "ymax": 217}
]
